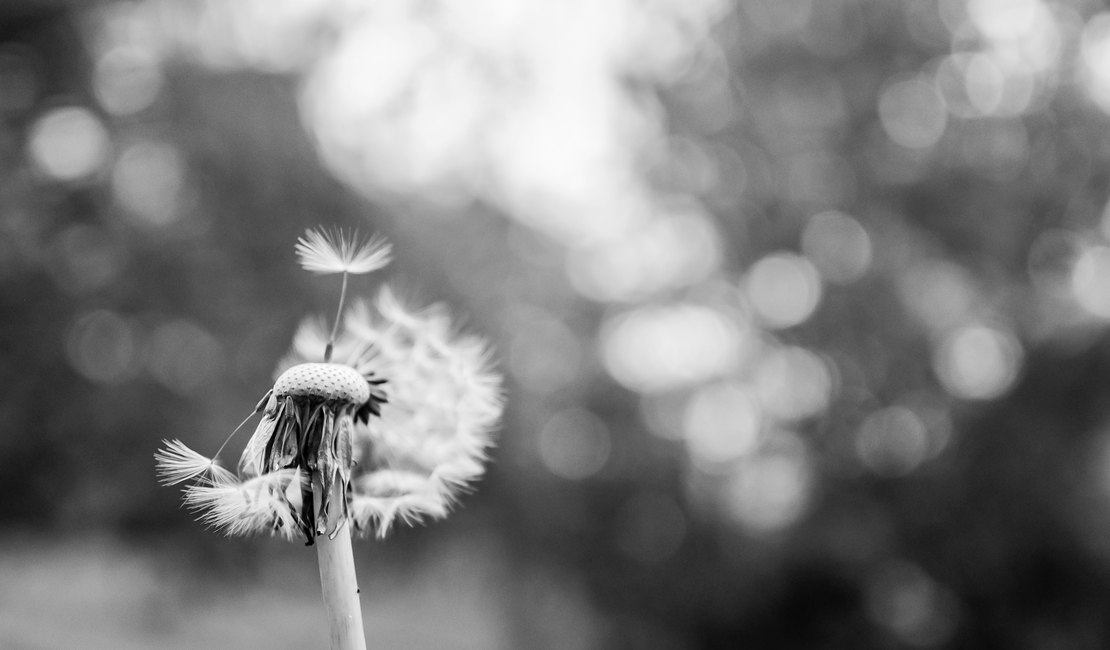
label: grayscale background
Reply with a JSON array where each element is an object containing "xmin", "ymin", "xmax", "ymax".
[{"xmin": 2, "ymin": 0, "xmax": 1109, "ymax": 648}]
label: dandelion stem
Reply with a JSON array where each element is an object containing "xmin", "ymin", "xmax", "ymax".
[
  {"xmin": 316, "ymin": 517, "xmax": 366, "ymax": 649},
  {"xmin": 325, "ymin": 272, "xmax": 349, "ymax": 362}
]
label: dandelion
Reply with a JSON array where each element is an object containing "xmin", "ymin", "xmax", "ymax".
[{"xmin": 155, "ymin": 226, "xmax": 503, "ymax": 649}]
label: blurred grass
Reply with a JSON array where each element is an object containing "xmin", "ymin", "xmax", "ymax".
[{"xmin": 0, "ymin": 535, "xmax": 509, "ymax": 650}]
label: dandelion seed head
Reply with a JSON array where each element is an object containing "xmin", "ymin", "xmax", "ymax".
[
  {"xmin": 273, "ymin": 362, "xmax": 371, "ymax": 404},
  {"xmin": 157, "ymin": 230, "xmax": 503, "ymax": 543}
]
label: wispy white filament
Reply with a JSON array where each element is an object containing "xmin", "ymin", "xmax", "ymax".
[
  {"xmin": 184, "ymin": 470, "xmax": 301, "ymax": 539},
  {"xmin": 295, "ymin": 228, "xmax": 392, "ymax": 275},
  {"xmin": 155, "ymin": 439, "xmax": 237, "ymax": 486}
]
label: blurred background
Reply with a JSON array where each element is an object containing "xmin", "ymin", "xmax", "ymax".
[{"xmin": 5, "ymin": 0, "xmax": 1110, "ymax": 647}]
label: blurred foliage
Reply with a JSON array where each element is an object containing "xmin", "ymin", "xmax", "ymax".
[{"xmin": 8, "ymin": 0, "xmax": 1110, "ymax": 648}]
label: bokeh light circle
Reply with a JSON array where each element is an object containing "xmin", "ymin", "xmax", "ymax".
[
  {"xmin": 933, "ymin": 324, "xmax": 1022, "ymax": 400},
  {"xmin": 866, "ymin": 561, "xmax": 959, "ymax": 647},
  {"xmin": 65, "ymin": 310, "xmax": 137, "ymax": 384},
  {"xmin": 722, "ymin": 442, "xmax": 813, "ymax": 535},
  {"xmin": 801, "ymin": 210, "xmax": 873, "ymax": 284},
  {"xmin": 538, "ymin": 408, "xmax": 612, "ymax": 480},
  {"xmin": 28, "ymin": 106, "xmax": 111, "ymax": 182},
  {"xmin": 111, "ymin": 139, "xmax": 186, "ymax": 227},
  {"xmin": 855, "ymin": 406, "xmax": 930, "ymax": 476},
  {"xmin": 94, "ymin": 45, "xmax": 163, "ymax": 116},
  {"xmin": 1070, "ymin": 245, "xmax": 1110, "ymax": 319},
  {"xmin": 878, "ymin": 78, "xmax": 947, "ymax": 149},
  {"xmin": 683, "ymin": 382, "xmax": 763, "ymax": 465},
  {"xmin": 754, "ymin": 346, "xmax": 834, "ymax": 421},
  {"xmin": 744, "ymin": 252, "xmax": 823, "ymax": 329},
  {"xmin": 600, "ymin": 304, "xmax": 744, "ymax": 393}
]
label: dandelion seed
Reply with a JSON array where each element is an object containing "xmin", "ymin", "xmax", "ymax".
[
  {"xmin": 185, "ymin": 469, "xmax": 301, "ymax": 538},
  {"xmin": 155, "ymin": 439, "xmax": 237, "ymax": 486},
  {"xmin": 295, "ymin": 227, "xmax": 392, "ymax": 276}
]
